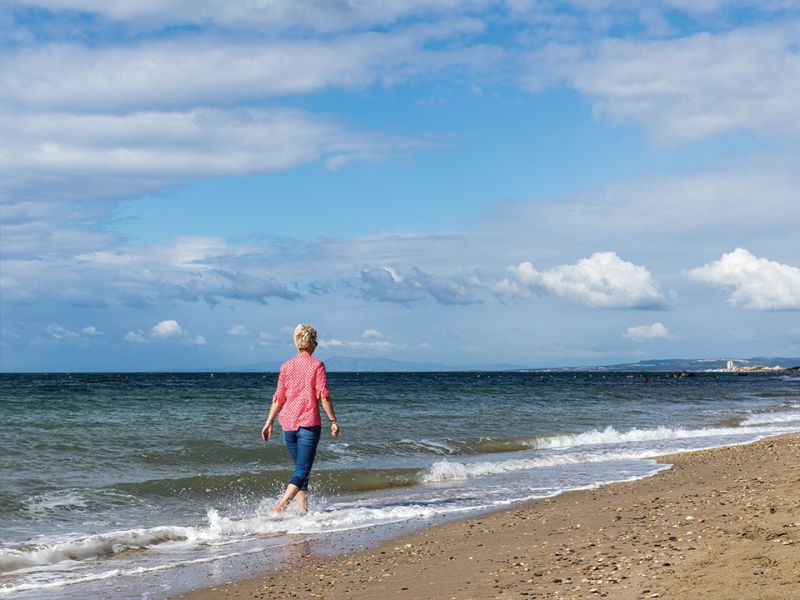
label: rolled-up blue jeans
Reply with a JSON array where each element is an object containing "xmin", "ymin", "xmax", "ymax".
[{"xmin": 283, "ymin": 426, "xmax": 321, "ymax": 491}]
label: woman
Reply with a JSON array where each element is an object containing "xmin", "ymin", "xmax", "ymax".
[{"xmin": 261, "ymin": 324, "xmax": 339, "ymax": 513}]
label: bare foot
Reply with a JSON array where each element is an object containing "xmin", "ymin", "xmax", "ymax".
[
  {"xmin": 275, "ymin": 483, "xmax": 300, "ymax": 514},
  {"xmin": 296, "ymin": 491, "xmax": 308, "ymax": 513}
]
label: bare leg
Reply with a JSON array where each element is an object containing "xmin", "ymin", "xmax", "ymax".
[
  {"xmin": 295, "ymin": 490, "xmax": 308, "ymax": 513},
  {"xmin": 275, "ymin": 483, "xmax": 300, "ymax": 513}
]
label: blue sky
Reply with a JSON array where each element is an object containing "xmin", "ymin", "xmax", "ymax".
[{"xmin": 1, "ymin": 0, "xmax": 799, "ymax": 371}]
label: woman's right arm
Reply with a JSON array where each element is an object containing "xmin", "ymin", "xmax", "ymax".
[
  {"xmin": 261, "ymin": 399, "xmax": 282, "ymax": 441},
  {"xmin": 263, "ymin": 370, "xmax": 287, "ymax": 441}
]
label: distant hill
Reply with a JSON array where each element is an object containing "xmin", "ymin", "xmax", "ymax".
[
  {"xmin": 567, "ymin": 357, "xmax": 800, "ymax": 372},
  {"xmin": 221, "ymin": 355, "xmax": 800, "ymax": 373},
  {"xmin": 222, "ymin": 356, "xmax": 525, "ymax": 372}
]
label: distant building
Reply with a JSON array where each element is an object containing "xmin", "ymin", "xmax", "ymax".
[{"xmin": 726, "ymin": 360, "xmax": 735, "ymax": 371}]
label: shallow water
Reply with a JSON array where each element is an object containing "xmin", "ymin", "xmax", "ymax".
[{"xmin": 2, "ymin": 371, "xmax": 799, "ymax": 598}]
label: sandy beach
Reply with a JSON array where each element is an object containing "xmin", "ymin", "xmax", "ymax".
[{"xmin": 174, "ymin": 434, "xmax": 800, "ymax": 600}]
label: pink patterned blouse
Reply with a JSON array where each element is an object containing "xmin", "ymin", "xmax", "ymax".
[{"xmin": 273, "ymin": 352, "xmax": 330, "ymax": 431}]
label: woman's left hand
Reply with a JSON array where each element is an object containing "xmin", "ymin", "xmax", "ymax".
[
  {"xmin": 331, "ymin": 422, "xmax": 340, "ymax": 437},
  {"xmin": 262, "ymin": 421, "xmax": 273, "ymax": 442}
]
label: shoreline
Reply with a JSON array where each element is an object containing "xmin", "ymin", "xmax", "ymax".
[{"xmin": 174, "ymin": 433, "xmax": 800, "ymax": 600}]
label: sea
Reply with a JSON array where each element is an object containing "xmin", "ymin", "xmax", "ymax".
[{"xmin": 2, "ymin": 371, "xmax": 800, "ymax": 599}]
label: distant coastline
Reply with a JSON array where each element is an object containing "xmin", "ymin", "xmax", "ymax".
[
  {"xmin": 213, "ymin": 355, "xmax": 800, "ymax": 373},
  {"xmin": 6, "ymin": 355, "xmax": 798, "ymax": 374}
]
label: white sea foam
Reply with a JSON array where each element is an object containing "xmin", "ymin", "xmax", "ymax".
[
  {"xmin": 398, "ymin": 438, "xmax": 456, "ymax": 455},
  {"xmin": 421, "ymin": 419, "xmax": 800, "ymax": 483},
  {"xmin": 742, "ymin": 408, "xmax": 800, "ymax": 426},
  {"xmin": 24, "ymin": 490, "xmax": 89, "ymax": 515},
  {"xmin": 0, "ymin": 527, "xmax": 194, "ymax": 574},
  {"xmin": 531, "ymin": 423, "xmax": 784, "ymax": 450},
  {"xmin": 0, "ymin": 500, "xmax": 478, "ymax": 577},
  {"xmin": 420, "ymin": 450, "xmax": 660, "ymax": 483}
]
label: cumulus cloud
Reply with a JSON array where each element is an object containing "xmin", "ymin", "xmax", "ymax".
[
  {"xmin": 151, "ymin": 319, "xmax": 184, "ymax": 338},
  {"xmin": 363, "ymin": 329, "xmax": 383, "ymax": 338},
  {"xmin": 45, "ymin": 324, "xmax": 79, "ymax": 340},
  {"xmin": 228, "ymin": 324, "xmax": 248, "ymax": 336},
  {"xmin": 124, "ymin": 319, "xmax": 209, "ymax": 344},
  {"xmin": 624, "ymin": 322, "xmax": 674, "ymax": 341},
  {"xmin": 81, "ymin": 326, "xmax": 104, "ymax": 336},
  {"xmin": 688, "ymin": 248, "xmax": 800, "ymax": 310},
  {"xmin": 508, "ymin": 252, "xmax": 668, "ymax": 309},
  {"xmin": 124, "ymin": 330, "xmax": 148, "ymax": 343}
]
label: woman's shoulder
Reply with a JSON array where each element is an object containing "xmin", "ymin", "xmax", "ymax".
[{"xmin": 282, "ymin": 353, "xmax": 324, "ymax": 369}]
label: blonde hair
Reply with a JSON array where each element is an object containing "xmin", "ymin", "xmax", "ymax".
[{"xmin": 293, "ymin": 323, "xmax": 318, "ymax": 352}]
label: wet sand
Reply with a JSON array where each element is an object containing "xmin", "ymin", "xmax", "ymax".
[{"xmin": 175, "ymin": 434, "xmax": 800, "ymax": 600}]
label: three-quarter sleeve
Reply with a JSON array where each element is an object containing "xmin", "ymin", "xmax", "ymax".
[
  {"xmin": 273, "ymin": 368, "xmax": 287, "ymax": 405},
  {"xmin": 315, "ymin": 362, "xmax": 330, "ymax": 399}
]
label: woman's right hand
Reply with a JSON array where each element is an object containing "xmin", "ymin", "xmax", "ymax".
[
  {"xmin": 331, "ymin": 422, "xmax": 340, "ymax": 437},
  {"xmin": 261, "ymin": 421, "xmax": 273, "ymax": 442}
]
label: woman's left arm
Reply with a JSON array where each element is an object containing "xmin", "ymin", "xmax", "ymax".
[
  {"xmin": 321, "ymin": 395, "xmax": 339, "ymax": 437},
  {"xmin": 316, "ymin": 363, "xmax": 339, "ymax": 437}
]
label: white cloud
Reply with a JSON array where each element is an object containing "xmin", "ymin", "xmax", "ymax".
[
  {"xmin": 3, "ymin": 164, "xmax": 797, "ymax": 317},
  {"xmin": 10, "ymin": 0, "xmax": 495, "ymax": 34},
  {"xmin": 524, "ymin": 23, "xmax": 800, "ymax": 144},
  {"xmin": 0, "ymin": 109, "xmax": 421, "ymax": 204},
  {"xmin": 624, "ymin": 322, "xmax": 674, "ymax": 341},
  {"xmin": 358, "ymin": 265, "xmax": 480, "ymax": 305},
  {"xmin": 228, "ymin": 324, "xmax": 248, "ymax": 336},
  {"xmin": 688, "ymin": 248, "xmax": 800, "ymax": 310},
  {"xmin": 0, "ymin": 22, "xmax": 490, "ymax": 112},
  {"xmin": 151, "ymin": 319, "xmax": 184, "ymax": 338},
  {"xmin": 81, "ymin": 325, "xmax": 104, "ymax": 336},
  {"xmin": 363, "ymin": 329, "xmax": 383, "ymax": 338},
  {"xmin": 509, "ymin": 252, "xmax": 667, "ymax": 309},
  {"xmin": 256, "ymin": 331, "xmax": 280, "ymax": 348},
  {"xmin": 126, "ymin": 319, "xmax": 206, "ymax": 343},
  {"xmin": 45, "ymin": 324, "xmax": 78, "ymax": 340},
  {"xmin": 124, "ymin": 330, "xmax": 148, "ymax": 343},
  {"xmin": 318, "ymin": 336, "xmax": 404, "ymax": 352}
]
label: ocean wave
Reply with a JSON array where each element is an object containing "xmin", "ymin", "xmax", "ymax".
[
  {"xmin": 0, "ymin": 499, "xmax": 472, "ymax": 577},
  {"xmin": 0, "ymin": 527, "xmax": 193, "ymax": 574},
  {"xmin": 137, "ymin": 441, "xmax": 279, "ymax": 467},
  {"xmin": 530, "ymin": 423, "xmax": 785, "ymax": 450},
  {"xmin": 741, "ymin": 407, "xmax": 800, "ymax": 426},
  {"xmin": 457, "ymin": 437, "xmax": 535, "ymax": 454},
  {"xmin": 397, "ymin": 438, "xmax": 457, "ymax": 455},
  {"xmin": 23, "ymin": 488, "xmax": 136, "ymax": 518},
  {"xmin": 111, "ymin": 468, "xmax": 422, "ymax": 503},
  {"xmin": 419, "ymin": 450, "xmax": 657, "ymax": 483}
]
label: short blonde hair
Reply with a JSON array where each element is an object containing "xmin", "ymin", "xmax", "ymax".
[{"xmin": 293, "ymin": 323, "xmax": 318, "ymax": 352}]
